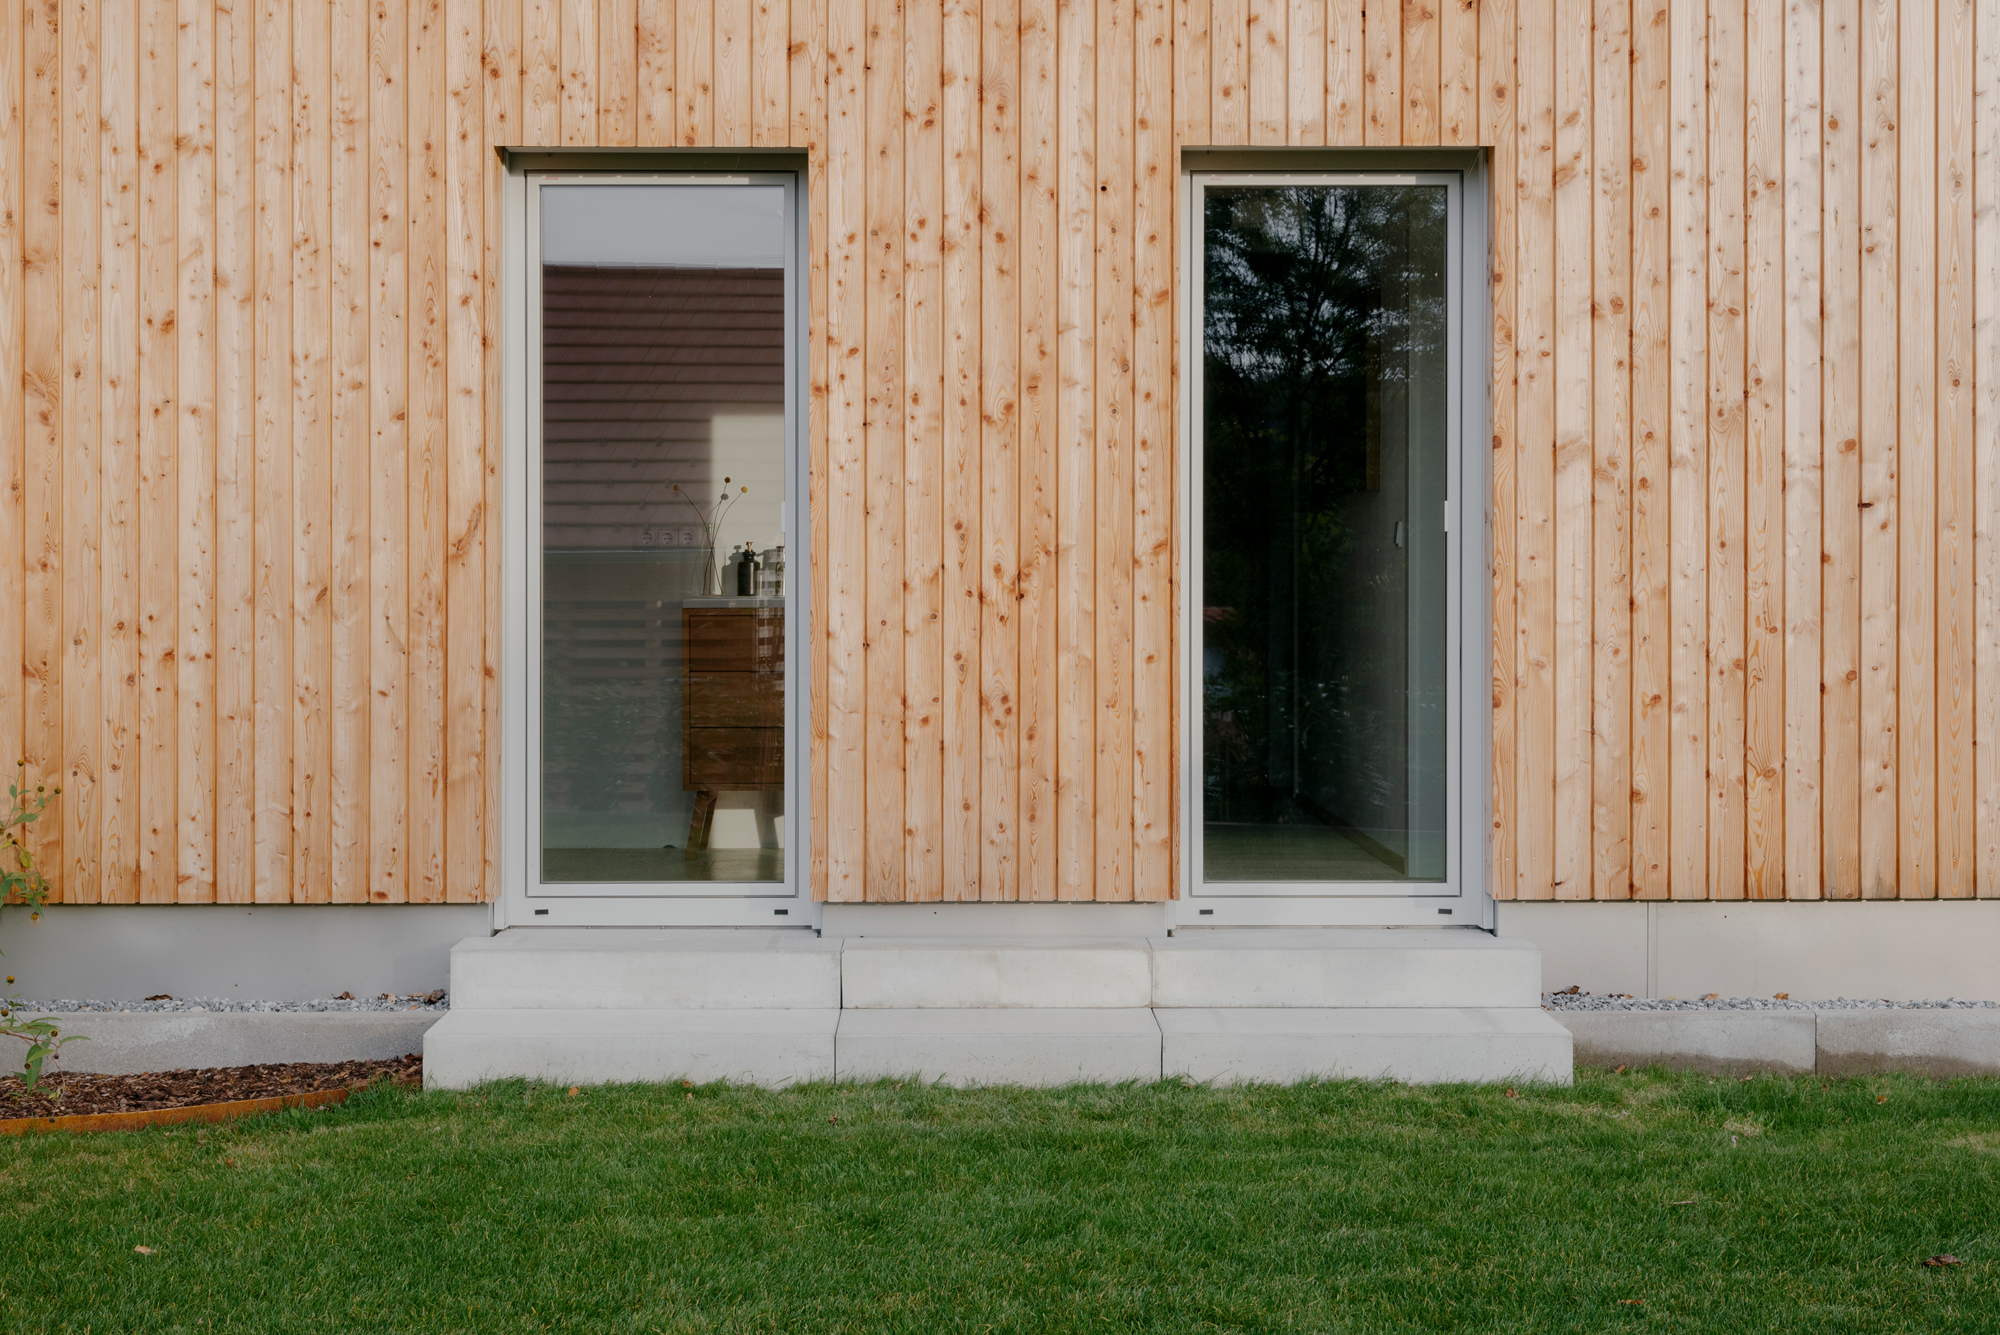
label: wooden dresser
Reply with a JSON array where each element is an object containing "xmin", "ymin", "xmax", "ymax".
[{"xmin": 682, "ymin": 598, "xmax": 784, "ymax": 851}]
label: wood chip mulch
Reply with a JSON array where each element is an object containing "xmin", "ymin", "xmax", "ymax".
[{"xmin": 0, "ymin": 1053, "xmax": 421, "ymax": 1119}]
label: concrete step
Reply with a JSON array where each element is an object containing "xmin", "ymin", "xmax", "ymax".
[
  {"xmin": 835, "ymin": 1009, "xmax": 1162, "ymax": 1086},
  {"xmin": 1157, "ymin": 1007, "xmax": 1573, "ymax": 1085},
  {"xmin": 448, "ymin": 928, "xmax": 841, "ymax": 1010},
  {"xmin": 1151, "ymin": 930, "xmax": 1544, "ymax": 1009},
  {"xmin": 839, "ymin": 937, "xmax": 1153, "ymax": 1009},
  {"xmin": 421, "ymin": 1008, "xmax": 838, "ymax": 1088}
]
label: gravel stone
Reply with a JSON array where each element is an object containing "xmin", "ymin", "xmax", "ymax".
[
  {"xmin": 1543, "ymin": 990, "xmax": 1998, "ymax": 1012},
  {"xmin": 12, "ymin": 994, "xmax": 448, "ymax": 1014}
]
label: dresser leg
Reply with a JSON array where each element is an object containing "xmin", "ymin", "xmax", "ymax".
[{"xmin": 687, "ymin": 790, "xmax": 718, "ymax": 854}]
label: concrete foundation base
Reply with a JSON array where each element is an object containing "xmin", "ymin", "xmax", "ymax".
[
  {"xmin": 31, "ymin": 1010, "xmax": 443, "ymax": 1076},
  {"xmin": 834, "ymin": 1009, "xmax": 1163, "ymax": 1085},
  {"xmin": 1554, "ymin": 1008, "xmax": 2000, "ymax": 1076}
]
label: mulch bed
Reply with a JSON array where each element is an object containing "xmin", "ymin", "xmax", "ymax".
[{"xmin": 0, "ymin": 1054, "xmax": 421, "ymax": 1120}]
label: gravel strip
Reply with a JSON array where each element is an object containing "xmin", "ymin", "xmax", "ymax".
[
  {"xmin": 1544, "ymin": 990, "xmax": 1997, "ymax": 1012},
  {"xmin": 11, "ymin": 994, "xmax": 448, "ymax": 1014}
]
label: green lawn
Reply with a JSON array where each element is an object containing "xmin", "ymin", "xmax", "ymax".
[{"xmin": 3, "ymin": 1071, "xmax": 1997, "ymax": 1333}]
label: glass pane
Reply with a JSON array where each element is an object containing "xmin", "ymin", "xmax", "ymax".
[
  {"xmin": 1201, "ymin": 184, "xmax": 1449, "ymax": 883},
  {"xmin": 539, "ymin": 184, "xmax": 789, "ymax": 884}
]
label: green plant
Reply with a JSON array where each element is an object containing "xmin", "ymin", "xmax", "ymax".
[{"xmin": 1, "ymin": 760, "xmax": 75, "ymax": 1092}]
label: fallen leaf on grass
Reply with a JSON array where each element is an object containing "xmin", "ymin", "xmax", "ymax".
[
  {"xmin": 1504, "ymin": 1088, "xmax": 1518, "ymax": 1099},
  {"xmin": 1922, "ymin": 1255, "xmax": 1962, "ymax": 1268},
  {"xmin": 1878, "ymin": 1095, "xmax": 1889, "ymax": 1104},
  {"xmin": 1612, "ymin": 1064, "xmax": 1629, "ymax": 1074},
  {"xmin": 1618, "ymin": 1298, "xmax": 1644, "ymax": 1305},
  {"xmin": 566, "ymin": 1086, "xmax": 580, "ymax": 1098},
  {"xmin": 134, "ymin": 1246, "xmax": 154, "ymax": 1256},
  {"xmin": 828, "ymin": 1114, "xmax": 839, "ymax": 1124}
]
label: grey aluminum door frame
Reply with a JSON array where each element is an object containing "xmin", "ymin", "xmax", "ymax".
[
  {"xmin": 496, "ymin": 166, "xmax": 815, "ymax": 929},
  {"xmin": 1175, "ymin": 164, "xmax": 1494, "ymax": 929}
]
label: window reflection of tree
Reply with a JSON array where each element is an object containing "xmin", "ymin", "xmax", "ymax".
[{"xmin": 1202, "ymin": 185, "xmax": 1446, "ymax": 852}]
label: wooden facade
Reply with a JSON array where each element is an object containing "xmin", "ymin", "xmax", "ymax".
[{"xmin": 0, "ymin": 0, "xmax": 1996, "ymax": 904}]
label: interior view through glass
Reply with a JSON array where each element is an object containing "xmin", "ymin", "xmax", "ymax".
[
  {"xmin": 1200, "ymin": 182, "xmax": 1448, "ymax": 883},
  {"xmin": 538, "ymin": 182, "xmax": 788, "ymax": 884}
]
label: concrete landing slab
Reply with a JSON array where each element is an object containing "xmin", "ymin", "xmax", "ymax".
[
  {"xmin": 1157, "ymin": 1007, "xmax": 1573, "ymax": 1085},
  {"xmin": 1556, "ymin": 1010, "xmax": 1817, "ymax": 1076},
  {"xmin": 1152, "ymin": 930, "xmax": 1544, "ymax": 1009},
  {"xmin": 421, "ymin": 1008, "xmax": 838, "ymax": 1088},
  {"xmin": 839, "ymin": 937, "xmax": 1153, "ymax": 1009},
  {"xmin": 834, "ymin": 1008, "xmax": 1163, "ymax": 1085},
  {"xmin": 449, "ymin": 929, "xmax": 841, "ymax": 1010}
]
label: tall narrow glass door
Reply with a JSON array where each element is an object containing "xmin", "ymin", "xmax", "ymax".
[
  {"xmin": 532, "ymin": 179, "xmax": 794, "ymax": 888},
  {"xmin": 1196, "ymin": 179, "xmax": 1451, "ymax": 886}
]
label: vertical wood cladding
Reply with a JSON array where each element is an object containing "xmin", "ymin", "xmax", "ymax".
[{"xmin": 1, "ymin": 0, "xmax": 1995, "ymax": 902}]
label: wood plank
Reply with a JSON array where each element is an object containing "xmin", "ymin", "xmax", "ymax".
[
  {"xmin": 1936, "ymin": 0, "xmax": 1976, "ymax": 897},
  {"xmin": 864, "ymin": 0, "xmax": 905, "ymax": 898},
  {"xmin": 1513, "ymin": 0, "xmax": 1554, "ymax": 899},
  {"xmin": 1978, "ymin": 0, "xmax": 2000, "ymax": 895},
  {"xmin": 445, "ymin": 0, "xmax": 485, "ymax": 902},
  {"xmin": 1403, "ymin": 0, "xmax": 1440, "ymax": 145},
  {"xmin": 1212, "ymin": 0, "xmax": 1245, "ymax": 142},
  {"xmin": 137, "ymin": 0, "xmax": 178, "ymax": 904},
  {"xmin": 1327, "ymin": 0, "xmax": 1363, "ymax": 143},
  {"xmin": 331, "ymin": 0, "xmax": 372, "ymax": 900},
  {"xmin": 1286, "ymin": 0, "xmax": 1322, "ymax": 144},
  {"xmin": 1706, "ymin": 0, "xmax": 1745, "ymax": 902},
  {"xmin": 1095, "ymin": 0, "xmax": 1132, "ymax": 902},
  {"xmin": 292, "ymin": 0, "xmax": 333, "ymax": 903},
  {"xmin": 481, "ymin": 0, "xmax": 519, "ymax": 900},
  {"xmin": 560, "ymin": 0, "xmax": 596, "ymax": 145},
  {"xmin": 1247, "ymin": 0, "xmax": 1284, "ymax": 144},
  {"xmin": 790, "ymin": 0, "xmax": 816, "ymax": 147},
  {"xmin": 1628, "ymin": 0, "xmax": 1668, "ymax": 897},
  {"xmin": 22, "ymin": 0, "xmax": 63, "ymax": 894},
  {"xmin": 214, "ymin": 0, "xmax": 255, "ymax": 901},
  {"xmin": 1782, "ymin": 0, "xmax": 1823, "ymax": 898},
  {"xmin": 95, "ymin": 0, "xmax": 136, "ymax": 903},
  {"xmin": 981, "ymin": 0, "xmax": 1021, "ymax": 899},
  {"xmin": 1743, "ymin": 0, "xmax": 1784, "ymax": 897},
  {"xmin": 254, "ymin": 0, "xmax": 294, "ymax": 903},
  {"xmin": 714, "ymin": 0, "xmax": 748, "ymax": 144},
  {"xmin": 524, "ymin": 0, "xmax": 560, "ymax": 143},
  {"xmin": 1440, "ymin": 0, "xmax": 1476, "ymax": 145},
  {"xmin": 752, "ymin": 0, "xmax": 784, "ymax": 144},
  {"xmin": 176, "ymin": 0, "xmax": 217, "ymax": 902},
  {"xmin": 598, "ymin": 0, "xmax": 637, "ymax": 145},
  {"xmin": 371, "ymin": 0, "xmax": 409, "ymax": 902},
  {"xmin": 1856, "ymin": 0, "xmax": 1897, "ymax": 896},
  {"xmin": 939, "ymin": 0, "xmax": 979, "ymax": 898},
  {"xmin": 0, "ymin": 2, "xmax": 20, "ymax": 792},
  {"xmin": 407, "ymin": 0, "xmax": 447, "ymax": 903},
  {"xmin": 1482, "ymin": 0, "xmax": 1515, "ymax": 896},
  {"xmin": 1550, "ymin": 0, "xmax": 1590, "ymax": 899},
  {"xmin": 637, "ymin": 0, "xmax": 675, "ymax": 143},
  {"xmin": 1895, "ymin": 0, "xmax": 1936, "ymax": 899},
  {"xmin": 101, "ymin": 0, "xmax": 137, "ymax": 904},
  {"xmin": 1667, "ymin": 0, "xmax": 1706, "ymax": 898},
  {"xmin": 1590, "ymin": 0, "xmax": 1630, "ymax": 898},
  {"xmin": 1364, "ymin": 0, "xmax": 1400, "ymax": 142},
  {"xmin": 1821, "ymin": 0, "xmax": 1860, "ymax": 897},
  {"xmin": 821, "ymin": 0, "xmax": 864, "ymax": 900},
  {"xmin": 1176, "ymin": 0, "xmax": 1209, "ymax": 143},
  {"xmin": 1132, "ymin": 0, "xmax": 1171, "ymax": 900},
  {"xmin": 903, "ymin": 0, "xmax": 944, "ymax": 900},
  {"xmin": 677, "ymin": 0, "xmax": 711, "ymax": 142},
  {"xmin": 1056, "ymin": 0, "xmax": 1094, "ymax": 899},
  {"xmin": 804, "ymin": 0, "xmax": 830, "ymax": 894},
  {"xmin": 1018, "ymin": 0, "xmax": 1057, "ymax": 900}
]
